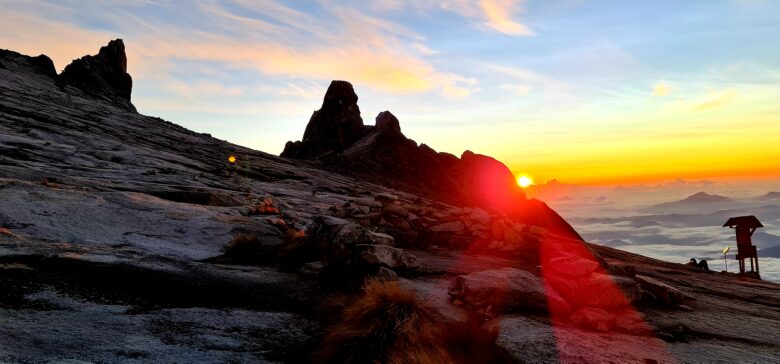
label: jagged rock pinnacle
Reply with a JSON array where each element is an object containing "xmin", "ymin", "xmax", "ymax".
[
  {"xmin": 281, "ymin": 80, "xmax": 367, "ymax": 158},
  {"xmin": 58, "ymin": 39, "xmax": 134, "ymax": 111},
  {"xmin": 375, "ymin": 111, "xmax": 401, "ymax": 134}
]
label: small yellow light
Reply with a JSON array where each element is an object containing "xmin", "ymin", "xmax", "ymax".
[{"xmin": 228, "ymin": 155, "xmax": 237, "ymax": 164}]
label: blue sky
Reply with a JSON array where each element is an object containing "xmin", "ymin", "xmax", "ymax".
[{"xmin": 1, "ymin": 0, "xmax": 779, "ymax": 184}]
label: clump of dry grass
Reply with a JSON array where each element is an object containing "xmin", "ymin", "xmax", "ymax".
[
  {"xmin": 40, "ymin": 178, "xmax": 61, "ymax": 189},
  {"xmin": 245, "ymin": 198, "xmax": 280, "ymax": 216},
  {"xmin": 317, "ymin": 279, "xmax": 453, "ymax": 364},
  {"xmin": 0, "ymin": 227, "xmax": 14, "ymax": 237},
  {"xmin": 222, "ymin": 233, "xmax": 265, "ymax": 264}
]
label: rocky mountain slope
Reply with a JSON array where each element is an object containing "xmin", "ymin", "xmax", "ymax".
[{"xmin": 1, "ymin": 40, "xmax": 779, "ymax": 363}]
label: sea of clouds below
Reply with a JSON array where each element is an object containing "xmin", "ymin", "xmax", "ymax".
[{"xmin": 537, "ymin": 179, "xmax": 780, "ymax": 283}]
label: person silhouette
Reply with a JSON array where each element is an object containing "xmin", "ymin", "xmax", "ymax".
[{"xmin": 697, "ymin": 259, "xmax": 709, "ymax": 271}]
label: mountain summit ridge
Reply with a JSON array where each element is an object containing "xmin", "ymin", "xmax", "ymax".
[
  {"xmin": 1, "ymin": 39, "xmax": 134, "ymax": 112},
  {"xmin": 281, "ymin": 80, "xmax": 581, "ymax": 239}
]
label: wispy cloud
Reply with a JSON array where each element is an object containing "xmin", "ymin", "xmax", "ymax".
[
  {"xmin": 500, "ymin": 83, "xmax": 532, "ymax": 96},
  {"xmin": 479, "ymin": 0, "xmax": 534, "ymax": 35},
  {"xmin": 0, "ymin": 0, "xmax": 475, "ymax": 97},
  {"xmin": 694, "ymin": 90, "xmax": 738, "ymax": 110},
  {"xmin": 375, "ymin": 0, "xmax": 534, "ymax": 36}
]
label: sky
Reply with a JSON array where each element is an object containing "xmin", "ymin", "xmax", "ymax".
[{"xmin": 1, "ymin": 0, "xmax": 779, "ymax": 185}]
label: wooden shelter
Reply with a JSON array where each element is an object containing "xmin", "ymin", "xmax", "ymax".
[{"xmin": 723, "ymin": 215, "xmax": 762, "ymax": 278}]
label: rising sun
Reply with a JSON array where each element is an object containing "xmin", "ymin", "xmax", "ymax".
[{"xmin": 517, "ymin": 175, "xmax": 533, "ymax": 188}]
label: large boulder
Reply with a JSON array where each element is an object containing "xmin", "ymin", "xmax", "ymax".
[
  {"xmin": 570, "ymin": 307, "xmax": 615, "ymax": 332},
  {"xmin": 547, "ymin": 254, "xmax": 600, "ymax": 277},
  {"xmin": 58, "ymin": 39, "xmax": 135, "ymax": 111},
  {"xmin": 546, "ymin": 272, "xmax": 642, "ymax": 308},
  {"xmin": 448, "ymin": 267, "xmax": 570, "ymax": 314},
  {"xmin": 635, "ymin": 275, "xmax": 684, "ymax": 306}
]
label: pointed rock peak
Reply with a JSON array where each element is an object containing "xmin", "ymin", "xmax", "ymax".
[
  {"xmin": 58, "ymin": 39, "xmax": 134, "ymax": 111},
  {"xmin": 375, "ymin": 111, "xmax": 401, "ymax": 134},
  {"xmin": 97, "ymin": 39, "xmax": 128, "ymax": 73},
  {"xmin": 281, "ymin": 80, "xmax": 367, "ymax": 158},
  {"xmin": 322, "ymin": 80, "xmax": 358, "ymax": 110}
]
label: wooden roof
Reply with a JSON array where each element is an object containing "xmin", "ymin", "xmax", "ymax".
[{"xmin": 723, "ymin": 215, "xmax": 763, "ymax": 228}]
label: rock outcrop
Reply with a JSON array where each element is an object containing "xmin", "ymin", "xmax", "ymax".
[
  {"xmin": 0, "ymin": 49, "xmax": 57, "ymax": 79},
  {"xmin": 281, "ymin": 80, "xmax": 367, "ymax": 158},
  {"xmin": 58, "ymin": 39, "xmax": 135, "ymax": 111},
  {"xmin": 281, "ymin": 80, "xmax": 581, "ymax": 240}
]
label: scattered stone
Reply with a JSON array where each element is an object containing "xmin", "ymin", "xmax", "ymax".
[
  {"xmin": 547, "ymin": 273, "xmax": 642, "ymax": 307},
  {"xmin": 382, "ymin": 204, "xmax": 409, "ymax": 218},
  {"xmin": 547, "ymin": 254, "xmax": 600, "ymax": 277},
  {"xmin": 376, "ymin": 266, "xmax": 398, "ymax": 281},
  {"xmin": 606, "ymin": 263, "xmax": 637, "ymax": 278},
  {"xmin": 374, "ymin": 193, "xmax": 398, "ymax": 204},
  {"xmin": 333, "ymin": 225, "xmax": 394, "ymax": 246},
  {"xmin": 351, "ymin": 197, "xmax": 382, "ymax": 208},
  {"xmin": 448, "ymin": 267, "xmax": 570, "ymax": 314},
  {"xmin": 570, "ymin": 307, "xmax": 615, "ymax": 332},
  {"xmin": 300, "ymin": 261, "xmax": 324, "ymax": 276},
  {"xmin": 635, "ymin": 275, "xmax": 684, "ymax": 306},
  {"xmin": 431, "ymin": 221, "xmax": 466, "ymax": 233},
  {"xmin": 677, "ymin": 304, "xmax": 694, "ymax": 312},
  {"xmin": 353, "ymin": 244, "xmax": 418, "ymax": 270},
  {"xmin": 468, "ymin": 208, "xmax": 491, "ymax": 225}
]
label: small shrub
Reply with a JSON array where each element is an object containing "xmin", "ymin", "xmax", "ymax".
[
  {"xmin": 317, "ymin": 279, "xmax": 453, "ymax": 364},
  {"xmin": 222, "ymin": 233, "xmax": 265, "ymax": 264},
  {"xmin": 317, "ymin": 280, "xmax": 503, "ymax": 364}
]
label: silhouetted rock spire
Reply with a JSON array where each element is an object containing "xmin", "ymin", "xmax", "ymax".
[
  {"xmin": 281, "ymin": 80, "xmax": 367, "ymax": 158},
  {"xmin": 58, "ymin": 39, "xmax": 135, "ymax": 111},
  {"xmin": 375, "ymin": 111, "xmax": 401, "ymax": 134}
]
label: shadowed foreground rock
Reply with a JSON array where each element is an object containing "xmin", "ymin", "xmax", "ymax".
[{"xmin": 1, "ymin": 41, "xmax": 779, "ymax": 363}]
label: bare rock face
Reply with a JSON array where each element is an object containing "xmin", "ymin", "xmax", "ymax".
[
  {"xmin": 58, "ymin": 39, "xmax": 135, "ymax": 112},
  {"xmin": 546, "ymin": 273, "xmax": 642, "ymax": 308},
  {"xmin": 0, "ymin": 49, "xmax": 57, "ymax": 79},
  {"xmin": 451, "ymin": 150, "xmax": 526, "ymax": 209},
  {"xmin": 281, "ymin": 80, "xmax": 367, "ymax": 158},
  {"xmin": 635, "ymin": 274, "xmax": 685, "ymax": 306}
]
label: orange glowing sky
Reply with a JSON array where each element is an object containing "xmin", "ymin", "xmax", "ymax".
[{"xmin": 2, "ymin": 1, "xmax": 779, "ymax": 185}]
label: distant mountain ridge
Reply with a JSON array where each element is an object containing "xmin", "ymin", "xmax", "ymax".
[
  {"xmin": 644, "ymin": 192, "xmax": 734, "ymax": 212},
  {"xmin": 677, "ymin": 192, "xmax": 732, "ymax": 204},
  {"xmin": 766, "ymin": 192, "xmax": 780, "ymax": 199}
]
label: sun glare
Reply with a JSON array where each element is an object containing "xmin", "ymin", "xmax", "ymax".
[{"xmin": 517, "ymin": 175, "xmax": 533, "ymax": 188}]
